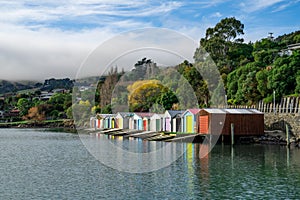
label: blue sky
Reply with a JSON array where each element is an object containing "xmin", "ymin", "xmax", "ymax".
[{"xmin": 0, "ymin": 0, "xmax": 299, "ymax": 80}]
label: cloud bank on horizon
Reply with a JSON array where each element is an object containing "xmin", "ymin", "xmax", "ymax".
[{"xmin": 0, "ymin": 0, "xmax": 299, "ymax": 81}]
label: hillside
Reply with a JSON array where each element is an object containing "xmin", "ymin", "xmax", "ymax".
[{"xmin": 0, "ymin": 80, "xmax": 40, "ymax": 95}]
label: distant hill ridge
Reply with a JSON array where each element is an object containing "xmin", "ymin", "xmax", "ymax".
[
  {"xmin": 0, "ymin": 78, "xmax": 75, "ymax": 95},
  {"xmin": 0, "ymin": 80, "xmax": 39, "ymax": 95}
]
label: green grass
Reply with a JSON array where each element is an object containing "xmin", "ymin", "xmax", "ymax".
[
  {"xmin": 0, "ymin": 120, "xmax": 30, "ymax": 125},
  {"xmin": 16, "ymin": 88, "xmax": 39, "ymax": 94},
  {"xmin": 0, "ymin": 119, "xmax": 65, "ymax": 125}
]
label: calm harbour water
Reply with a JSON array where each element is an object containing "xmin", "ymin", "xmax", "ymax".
[{"xmin": 1, "ymin": 129, "xmax": 300, "ymax": 199}]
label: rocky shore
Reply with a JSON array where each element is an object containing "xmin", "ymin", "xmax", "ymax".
[
  {"xmin": 0, "ymin": 119, "xmax": 75, "ymax": 129},
  {"xmin": 252, "ymin": 130, "xmax": 300, "ymax": 147}
]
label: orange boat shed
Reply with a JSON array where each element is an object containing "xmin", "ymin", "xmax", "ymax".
[{"xmin": 198, "ymin": 109, "xmax": 264, "ymax": 136}]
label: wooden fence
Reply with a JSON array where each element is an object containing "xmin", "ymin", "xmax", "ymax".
[{"xmin": 216, "ymin": 97, "xmax": 300, "ymax": 114}]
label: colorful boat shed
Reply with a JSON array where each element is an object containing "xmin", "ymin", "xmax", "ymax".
[
  {"xmin": 198, "ymin": 109, "xmax": 264, "ymax": 136},
  {"xmin": 181, "ymin": 109, "xmax": 201, "ymax": 133}
]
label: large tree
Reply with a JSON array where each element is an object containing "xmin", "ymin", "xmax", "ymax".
[
  {"xmin": 100, "ymin": 67, "xmax": 119, "ymax": 111},
  {"xmin": 194, "ymin": 17, "xmax": 245, "ymax": 72},
  {"xmin": 17, "ymin": 98, "xmax": 31, "ymax": 117},
  {"xmin": 127, "ymin": 80, "xmax": 178, "ymax": 112}
]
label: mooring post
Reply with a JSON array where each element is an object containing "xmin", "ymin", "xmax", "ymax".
[
  {"xmin": 286, "ymin": 124, "xmax": 290, "ymax": 148},
  {"xmin": 231, "ymin": 123, "xmax": 234, "ymax": 146},
  {"xmin": 222, "ymin": 134, "xmax": 224, "ymax": 144}
]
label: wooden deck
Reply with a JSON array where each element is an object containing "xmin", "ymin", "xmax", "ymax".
[{"xmin": 89, "ymin": 128, "xmax": 205, "ymax": 143}]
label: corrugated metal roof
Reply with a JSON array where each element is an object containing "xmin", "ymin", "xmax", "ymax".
[
  {"xmin": 249, "ymin": 109, "xmax": 263, "ymax": 114},
  {"xmin": 165, "ymin": 110, "xmax": 185, "ymax": 118},
  {"xmin": 98, "ymin": 114, "xmax": 116, "ymax": 119},
  {"xmin": 150, "ymin": 113, "xmax": 164, "ymax": 119},
  {"xmin": 188, "ymin": 109, "xmax": 201, "ymax": 115},
  {"xmin": 203, "ymin": 108, "xmax": 226, "ymax": 114},
  {"xmin": 135, "ymin": 112, "xmax": 155, "ymax": 118},
  {"xmin": 225, "ymin": 109, "xmax": 252, "ymax": 114},
  {"xmin": 203, "ymin": 108, "xmax": 263, "ymax": 114},
  {"xmin": 116, "ymin": 112, "xmax": 134, "ymax": 118}
]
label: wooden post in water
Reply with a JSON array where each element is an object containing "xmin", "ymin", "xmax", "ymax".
[
  {"xmin": 231, "ymin": 123, "xmax": 234, "ymax": 146},
  {"xmin": 222, "ymin": 134, "xmax": 224, "ymax": 144},
  {"xmin": 286, "ymin": 124, "xmax": 290, "ymax": 148}
]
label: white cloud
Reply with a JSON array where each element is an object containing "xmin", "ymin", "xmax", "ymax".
[
  {"xmin": 75, "ymin": 28, "xmax": 198, "ymax": 79},
  {"xmin": 0, "ymin": 0, "xmax": 297, "ymax": 81},
  {"xmin": 0, "ymin": 24, "xmax": 114, "ymax": 81},
  {"xmin": 272, "ymin": 0, "xmax": 300, "ymax": 12},
  {"xmin": 0, "ymin": 23, "xmax": 199, "ymax": 81},
  {"xmin": 239, "ymin": 0, "xmax": 285, "ymax": 13},
  {"xmin": 0, "ymin": 1, "xmax": 182, "ymax": 25},
  {"xmin": 0, "ymin": 1, "xmax": 185, "ymax": 81},
  {"xmin": 211, "ymin": 12, "xmax": 222, "ymax": 18},
  {"xmin": 188, "ymin": 0, "xmax": 229, "ymax": 8}
]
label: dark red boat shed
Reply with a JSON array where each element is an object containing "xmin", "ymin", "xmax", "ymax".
[{"xmin": 199, "ymin": 109, "xmax": 264, "ymax": 136}]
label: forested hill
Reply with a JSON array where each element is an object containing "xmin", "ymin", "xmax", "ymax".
[
  {"xmin": 0, "ymin": 78, "xmax": 74, "ymax": 95},
  {"xmin": 275, "ymin": 30, "xmax": 300, "ymax": 46},
  {"xmin": 95, "ymin": 18, "xmax": 300, "ymax": 113},
  {"xmin": 192, "ymin": 17, "xmax": 300, "ymax": 106},
  {"xmin": 0, "ymin": 80, "xmax": 39, "ymax": 94}
]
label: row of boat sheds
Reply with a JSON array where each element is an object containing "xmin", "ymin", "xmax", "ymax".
[{"xmin": 90, "ymin": 109, "xmax": 264, "ymax": 140}]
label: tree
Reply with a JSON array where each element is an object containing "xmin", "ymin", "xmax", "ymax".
[
  {"xmin": 17, "ymin": 98, "xmax": 31, "ymax": 117},
  {"xmin": 268, "ymin": 51, "xmax": 300, "ymax": 97},
  {"xmin": 100, "ymin": 67, "xmax": 119, "ymax": 110},
  {"xmin": 50, "ymin": 110, "xmax": 59, "ymax": 120},
  {"xmin": 157, "ymin": 90, "xmax": 178, "ymax": 110},
  {"xmin": 26, "ymin": 106, "xmax": 45, "ymax": 122},
  {"xmin": 127, "ymin": 80, "xmax": 164, "ymax": 112},
  {"xmin": 130, "ymin": 58, "xmax": 158, "ymax": 80},
  {"xmin": 226, "ymin": 62, "xmax": 262, "ymax": 104},
  {"xmin": 72, "ymin": 100, "xmax": 92, "ymax": 124},
  {"xmin": 295, "ymin": 73, "xmax": 300, "ymax": 94},
  {"xmin": 194, "ymin": 17, "xmax": 245, "ymax": 72},
  {"xmin": 48, "ymin": 93, "xmax": 65, "ymax": 111},
  {"xmin": 177, "ymin": 60, "xmax": 210, "ymax": 107},
  {"xmin": 256, "ymin": 69, "xmax": 271, "ymax": 98}
]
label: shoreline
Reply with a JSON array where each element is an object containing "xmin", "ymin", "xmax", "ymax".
[
  {"xmin": 2, "ymin": 122, "xmax": 299, "ymax": 147},
  {"xmin": 0, "ymin": 119, "xmax": 75, "ymax": 129}
]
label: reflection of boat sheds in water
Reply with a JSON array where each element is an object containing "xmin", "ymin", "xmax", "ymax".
[{"xmin": 198, "ymin": 109, "xmax": 264, "ymax": 136}]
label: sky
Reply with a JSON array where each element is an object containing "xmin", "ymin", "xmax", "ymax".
[{"xmin": 0, "ymin": 0, "xmax": 299, "ymax": 81}]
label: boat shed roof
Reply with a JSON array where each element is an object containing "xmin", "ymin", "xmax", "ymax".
[
  {"xmin": 165, "ymin": 110, "xmax": 185, "ymax": 118},
  {"xmin": 202, "ymin": 108, "xmax": 263, "ymax": 114},
  {"xmin": 116, "ymin": 112, "xmax": 134, "ymax": 118},
  {"xmin": 134, "ymin": 112, "xmax": 155, "ymax": 118}
]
